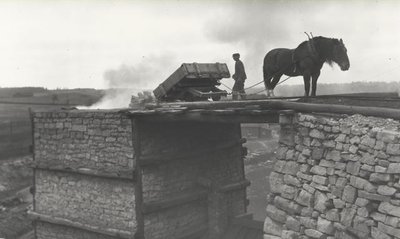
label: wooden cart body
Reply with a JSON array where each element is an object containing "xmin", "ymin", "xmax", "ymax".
[{"xmin": 153, "ymin": 63, "xmax": 230, "ymax": 102}]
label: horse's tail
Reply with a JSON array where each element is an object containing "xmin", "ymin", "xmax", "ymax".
[
  {"xmin": 263, "ymin": 50, "xmax": 279, "ymax": 80},
  {"xmin": 262, "ymin": 62, "xmax": 269, "ymax": 81},
  {"xmin": 263, "ymin": 54, "xmax": 271, "ymax": 81}
]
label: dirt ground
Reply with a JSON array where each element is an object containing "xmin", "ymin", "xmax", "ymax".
[
  {"xmin": 0, "ymin": 156, "xmax": 33, "ymax": 239},
  {"xmin": 244, "ymin": 138, "xmax": 278, "ymax": 221}
]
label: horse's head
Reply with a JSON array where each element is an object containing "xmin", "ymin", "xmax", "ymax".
[{"xmin": 332, "ymin": 39, "xmax": 350, "ymax": 71}]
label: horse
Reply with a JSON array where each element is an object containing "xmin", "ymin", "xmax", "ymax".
[{"xmin": 263, "ymin": 36, "xmax": 350, "ymax": 97}]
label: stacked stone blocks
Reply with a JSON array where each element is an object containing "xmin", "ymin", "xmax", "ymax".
[
  {"xmin": 265, "ymin": 113, "xmax": 400, "ymax": 239},
  {"xmin": 34, "ymin": 110, "xmax": 135, "ymax": 171}
]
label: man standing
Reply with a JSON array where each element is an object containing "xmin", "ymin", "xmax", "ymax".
[{"xmin": 232, "ymin": 53, "xmax": 247, "ymax": 100}]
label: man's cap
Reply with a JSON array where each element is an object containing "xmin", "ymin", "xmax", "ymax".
[{"xmin": 232, "ymin": 53, "xmax": 240, "ymax": 57}]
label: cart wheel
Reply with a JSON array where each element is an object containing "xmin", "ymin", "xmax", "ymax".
[{"xmin": 212, "ymin": 95, "xmax": 221, "ymax": 101}]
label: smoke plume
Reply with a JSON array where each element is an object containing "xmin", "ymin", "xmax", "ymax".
[{"xmin": 84, "ymin": 54, "xmax": 177, "ymax": 109}]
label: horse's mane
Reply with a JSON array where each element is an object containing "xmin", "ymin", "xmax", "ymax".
[{"xmin": 297, "ymin": 36, "xmax": 341, "ymax": 66}]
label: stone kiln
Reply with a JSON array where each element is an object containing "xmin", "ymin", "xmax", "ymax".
[{"xmin": 29, "ymin": 96, "xmax": 400, "ymax": 239}]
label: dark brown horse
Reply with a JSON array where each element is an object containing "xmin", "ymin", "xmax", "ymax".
[{"xmin": 263, "ymin": 36, "xmax": 350, "ymax": 97}]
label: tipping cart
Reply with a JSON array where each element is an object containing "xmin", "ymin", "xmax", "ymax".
[{"xmin": 153, "ymin": 63, "xmax": 230, "ymax": 102}]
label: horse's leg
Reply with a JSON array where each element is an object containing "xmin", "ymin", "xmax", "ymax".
[
  {"xmin": 311, "ymin": 71, "xmax": 321, "ymax": 97},
  {"xmin": 263, "ymin": 73, "xmax": 274, "ymax": 97},
  {"xmin": 303, "ymin": 73, "xmax": 311, "ymax": 97}
]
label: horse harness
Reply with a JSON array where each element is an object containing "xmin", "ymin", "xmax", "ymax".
[{"xmin": 291, "ymin": 37, "xmax": 321, "ymax": 74}]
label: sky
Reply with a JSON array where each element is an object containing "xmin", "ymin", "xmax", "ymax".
[{"xmin": 1, "ymin": 0, "xmax": 400, "ymax": 91}]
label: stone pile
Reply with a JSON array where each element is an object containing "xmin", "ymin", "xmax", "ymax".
[{"xmin": 264, "ymin": 113, "xmax": 400, "ymax": 239}]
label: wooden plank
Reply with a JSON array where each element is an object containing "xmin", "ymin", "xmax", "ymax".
[
  {"xmin": 142, "ymin": 190, "xmax": 208, "ymax": 214},
  {"xmin": 249, "ymin": 92, "xmax": 400, "ymax": 101},
  {"xmin": 218, "ymin": 180, "xmax": 251, "ymax": 193},
  {"xmin": 27, "ymin": 211, "xmax": 134, "ymax": 239},
  {"xmin": 139, "ymin": 138, "xmax": 245, "ymax": 166},
  {"xmin": 30, "ymin": 161, "xmax": 135, "ymax": 180},
  {"xmin": 127, "ymin": 109, "xmax": 157, "ymax": 115},
  {"xmin": 143, "ymin": 99, "xmax": 400, "ymax": 120},
  {"xmin": 29, "ymin": 107, "xmax": 37, "ymax": 229},
  {"xmin": 200, "ymin": 109, "xmax": 236, "ymax": 115},
  {"xmin": 142, "ymin": 99, "xmax": 274, "ymax": 110},
  {"xmin": 154, "ymin": 66, "xmax": 186, "ymax": 98},
  {"xmin": 183, "ymin": 63, "xmax": 230, "ymax": 78},
  {"xmin": 305, "ymin": 92, "xmax": 399, "ymax": 99},
  {"xmin": 277, "ymin": 101, "xmax": 400, "ymax": 119},
  {"xmin": 132, "ymin": 119, "xmax": 145, "ymax": 238},
  {"xmin": 130, "ymin": 111, "xmax": 280, "ymax": 123},
  {"xmin": 234, "ymin": 213, "xmax": 253, "ymax": 220}
]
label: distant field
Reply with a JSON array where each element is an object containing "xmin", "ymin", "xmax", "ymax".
[
  {"xmin": 0, "ymin": 156, "xmax": 33, "ymax": 238},
  {"xmin": 0, "ymin": 89, "xmax": 104, "ymax": 160},
  {"xmin": 0, "ymin": 103, "xmax": 60, "ymax": 121},
  {"xmin": 0, "ymin": 103, "xmax": 62, "ymax": 160},
  {"xmin": 0, "ymin": 93, "xmax": 103, "ymax": 105}
]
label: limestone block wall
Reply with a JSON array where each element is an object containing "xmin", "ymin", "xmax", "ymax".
[
  {"xmin": 34, "ymin": 111, "xmax": 135, "ymax": 171},
  {"xmin": 32, "ymin": 110, "xmax": 136, "ymax": 239},
  {"xmin": 264, "ymin": 113, "xmax": 400, "ymax": 239}
]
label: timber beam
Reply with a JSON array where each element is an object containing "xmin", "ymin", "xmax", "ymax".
[
  {"xmin": 139, "ymin": 138, "xmax": 246, "ymax": 166},
  {"xmin": 142, "ymin": 190, "xmax": 208, "ymax": 214},
  {"xmin": 27, "ymin": 211, "xmax": 134, "ymax": 239},
  {"xmin": 134, "ymin": 99, "xmax": 400, "ymax": 121},
  {"xmin": 30, "ymin": 161, "xmax": 135, "ymax": 180},
  {"xmin": 218, "ymin": 179, "xmax": 251, "ymax": 193}
]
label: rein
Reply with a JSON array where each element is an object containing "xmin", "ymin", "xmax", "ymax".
[
  {"xmin": 221, "ymin": 76, "xmax": 293, "ymax": 95},
  {"xmin": 251, "ymin": 76, "xmax": 292, "ymax": 95}
]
